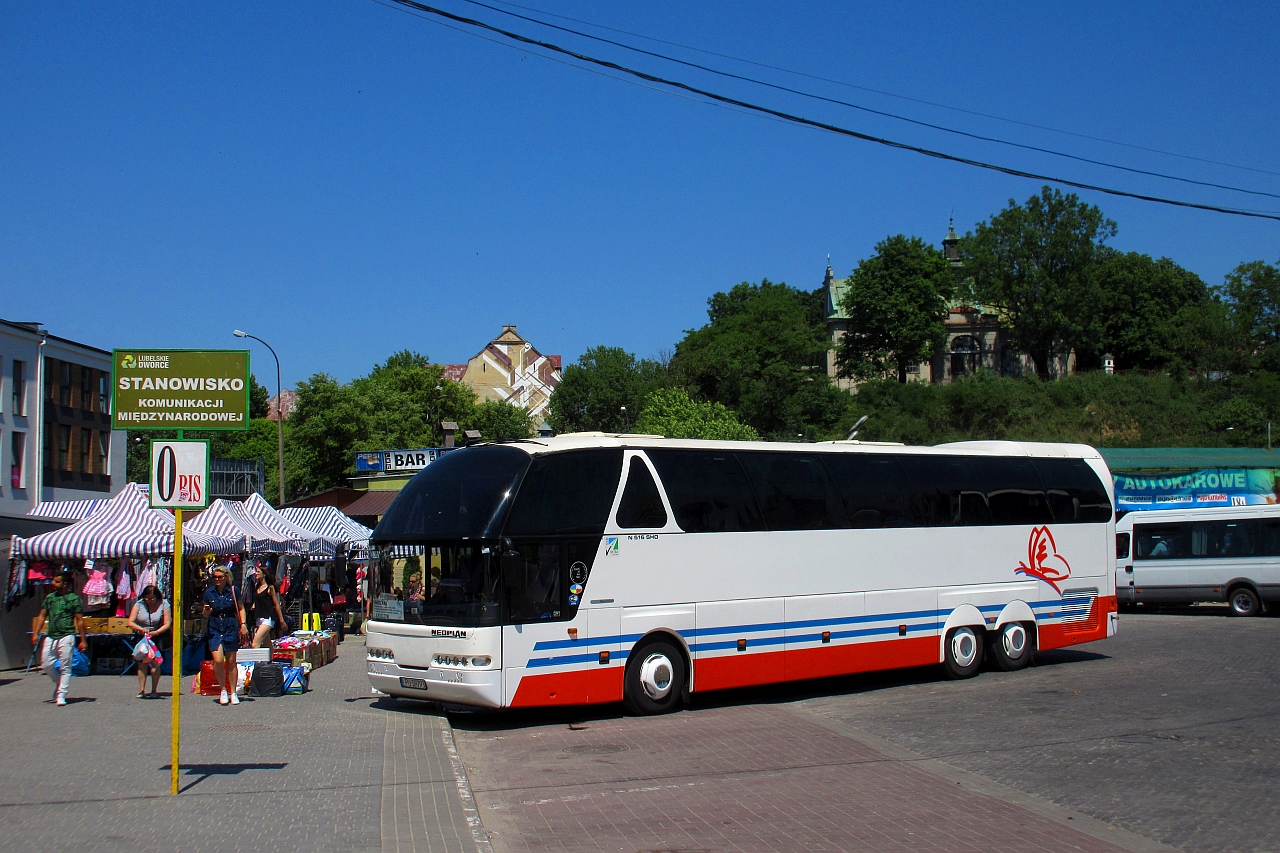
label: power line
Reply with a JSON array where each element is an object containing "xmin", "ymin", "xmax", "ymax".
[
  {"xmin": 479, "ymin": 0, "xmax": 1280, "ymax": 181},
  {"xmin": 382, "ymin": 0, "xmax": 1280, "ymax": 222}
]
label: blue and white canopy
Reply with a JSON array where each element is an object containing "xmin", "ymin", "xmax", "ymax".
[
  {"xmin": 242, "ymin": 493, "xmax": 338, "ymax": 557},
  {"xmin": 278, "ymin": 506, "xmax": 372, "ymax": 546},
  {"xmin": 26, "ymin": 498, "xmax": 109, "ymax": 522},
  {"xmin": 11, "ymin": 483, "xmax": 239, "ymax": 560},
  {"xmin": 186, "ymin": 499, "xmax": 305, "ymax": 554}
]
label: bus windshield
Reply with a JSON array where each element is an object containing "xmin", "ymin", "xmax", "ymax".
[
  {"xmin": 373, "ymin": 445, "xmax": 531, "ymax": 541},
  {"xmin": 371, "ymin": 543, "xmax": 503, "ymax": 627}
]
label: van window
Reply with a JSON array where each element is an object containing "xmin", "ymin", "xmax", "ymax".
[
  {"xmin": 1116, "ymin": 532, "xmax": 1130, "ymax": 560},
  {"xmin": 823, "ymin": 454, "xmax": 921, "ymax": 528},
  {"xmin": 898, "ymin": 456, "xmax": 991, "ymax": 526},
  {"xmin": 1134, "ymin": 523, "xmax": 1191, "ymax": 559},
  {"xmin": 971, "ymin": 456, "xmax": 1053, "ymax": 525},
  {"xmin": 1199, "ymin": 519, "xmax": 1258, "ymax": 558},
  {"xmin": 737, "ymin": 452, "xmax": 844, "ymax": 530},
  {"xmin": 615, "ymin": 457, "xmax": 668, "ymax": 529},
  {"xmin": 1260, "ymin": 520, "xmax": 1280, "ymax": 557},
  {"xmin": 647, "ymin": 449, "xmax": 765, "ymax": 533},
  {"xmin": 1033, "ymin": 458, "xmax": 1113, "ymax": 523},
  {"xmin": 503, "ymin": 450, "xmax": 624, "ymax": 537}
]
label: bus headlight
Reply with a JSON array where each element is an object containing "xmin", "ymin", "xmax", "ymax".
[
  {"xmin": 368, "ymin": 647, "xmax": 395, "ymax": 661},
  {"xmin": 432, "ymin": 654, "xmax": 493, "ymax": 667}
]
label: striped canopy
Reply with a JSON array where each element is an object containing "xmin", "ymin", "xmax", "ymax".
[
  {"xmin": 242, "ymin": 493, "xmax": 338, "ymax": 557},
  {"xmin": 279, "ymin": 506, "xmax": 372, "ymax": 545},
  {"xmin": 186, "ymin": 499, "xmax": 305, "ymax": 554},
  {"xmin": 11, "ymin": 482, "xmax": 239, "ymax": 560},
  {"xmin": 26, "ymin": 498, "xmax": 109, "ymax": 521}
]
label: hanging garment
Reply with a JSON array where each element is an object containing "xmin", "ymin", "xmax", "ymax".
[
  {"xmin": 27, "ymin": 561, "xmax": 53, "ymax": 582},
  {"xmin": 115, "ymin": 561, "xmax": 133, "ymax": 599},
  {"xmin": 83, "ymin": 561, "xmax": 112, "ymax": 596}
]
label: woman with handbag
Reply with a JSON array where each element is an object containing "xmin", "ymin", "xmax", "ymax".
[
  {"xmin": 127, "ymin": 585, "xmax": 171, "ymax": 698},
  {"xmin": 245, "ymin": 565, "xmax": 286, "ymax": 649},
  {"xmin": 201, "ymin": 566, "xmax": 248, "ymax": 706}
]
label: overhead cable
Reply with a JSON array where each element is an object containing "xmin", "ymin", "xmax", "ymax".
[{"xmin": 382, "ymin": 0, "xmax": 1280, "ymax": 222}]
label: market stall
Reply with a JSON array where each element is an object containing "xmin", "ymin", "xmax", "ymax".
[{"xmin": 185, "ymin": 499, "xmax": 307, "ymax": 555}]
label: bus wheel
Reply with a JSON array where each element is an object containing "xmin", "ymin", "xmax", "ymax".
[
  {"xmin": 623, "ymin": 639, "xmax": 685, "ymax": 715},
  {"xmin": 1228, "ymin": 586, "xmax": 1262, "ymax": 617},
  {"xmin": 943, "ymin": 627, "xmax": 982, "ymax": 679},
  {"xmin": 988, "ymin": 622, "xmax": 1032, "ymax": 672}
]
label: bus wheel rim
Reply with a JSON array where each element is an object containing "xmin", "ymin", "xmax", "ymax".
[
  {"xmin": 951, "ymin": 629, "xmax": 977, "ymax": 667},
  {"xmin": 1233, "ymin": 592, "xmax": 1254, "ymax": 612},
  {"xmin": 639, "ymin": 653, "xmax": 674, "ymax": 700},
  {"xmin": 1002, "ymin": 624, "xmax": 1026, "ymax": 657}
]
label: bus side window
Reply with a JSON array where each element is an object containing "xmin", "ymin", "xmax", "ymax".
[
  {"xmin": 616, "ymin": 457, "xmax": 668, "ymax": 529},
  {"xmin": 1203, "ymin": 519, "xmax": 1257, "ymax": 558},
  {"xmin": 1116, "ymin": 532, "xmax": 1130, "ymax": 560},
  {"xmin": 503, "ymin": 450, "xmax": 624, "ymax": 536},
  {"xmin": 1134, "ymin": 523, "xmax": 1190, "ymax": 559},
  {"xmin": 646, "ymin": 449, "xmax": 765, "ymax": 533},
  {"xmin": 823, "ymin": 454, "xmax": 920, "ymax": 528},
  {"xmin": 971, "ymin": 456, "xmax": 1053, "ymax": 525},
  {"xmin": 1261, "ymin": 521, "xmax": 1280, "ymax": 557},
  {"xmin": 898, "ymin": 456, "xmax": 991, "ymax": 527},
  {"xmin": 1032, "ymin": 458, "xmax": 1113, "ymax": 523},
  {"xmin": 736, "ymin": 452, "xmax": 844, "ymax": 530}
]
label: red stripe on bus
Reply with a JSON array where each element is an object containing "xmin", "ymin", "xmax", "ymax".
[
  {"xmin": 509, "ymin": 666, "xmax": 623, "ymax": 708},
  {"xmin": 1037, "ymin": 595, "xmax": 1116, "ymax": 651},
  {"xmin": 695, "ymin": 635, "xmax": 939, "ymax": 692}
]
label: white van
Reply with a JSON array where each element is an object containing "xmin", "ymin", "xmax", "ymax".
[{"xmin": 1115, "ymin": 504, "xmax": 1280, "ymax": 616}]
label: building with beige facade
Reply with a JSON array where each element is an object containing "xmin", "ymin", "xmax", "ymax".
[{"xmin": 444, "ymin": 326, "xmax": 562, "ymax": 421}]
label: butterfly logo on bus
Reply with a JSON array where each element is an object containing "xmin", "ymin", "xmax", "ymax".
[{"xmin": 1015, "ymin": 526, "xmax": 1072, "ymax": 594}]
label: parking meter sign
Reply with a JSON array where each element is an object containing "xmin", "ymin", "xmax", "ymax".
[{"xmin": 150, "ymin": 440, "xmax": 210, "ymax": 509}]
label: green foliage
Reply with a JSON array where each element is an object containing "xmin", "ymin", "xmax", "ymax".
[
  {"xmin": 286, "ymin": 374, "xmax": 369, "ymax": 498},
  {"xmin": 1223, "ymin": 258, "xmax": 1280, "ymax": 371},
  {"xmin": 548, "ymin": 346, "xmax": 667, "ymax": 433},
  {"xmin": 837, "ymin": 235, "xmax": 953, "ymax": 382},
  {"xmin": 671, "ymin": 279, "xmax": 850, "ymax": 439},
  {"xmin": 633, "ymin": 387, "xmax": 758, "ymax": 440},
  {"xmin": 354, "ymin": 351, "xmax": 476, "ymax": 449},
  {"xmin": 249, "ymin": 374, "xmax": 270, "ymax": 419},
  {"xmin": 846, "ymin": 372, "xmax": 1280, "ymax": 448},
  {"xmin": 466, "ymin": 399, "xmax": 535, "ymax": 441},
  {"xmin": 960, "ymin": 186, "xmax": 1116, "ymax": 378}
]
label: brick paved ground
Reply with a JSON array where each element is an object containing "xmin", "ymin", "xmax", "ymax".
[
  {"xmin": 0, "ymin": 636, "xmax": 473, "ymax": 853},
  {"xmin": 452, "ymin": 611, "xmax": 1278, "ymax": 853}
]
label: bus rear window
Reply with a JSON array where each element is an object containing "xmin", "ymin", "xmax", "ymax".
[{"xmin": 1033, "ymin": 458, "xmax": 1112, "ymax": 523}]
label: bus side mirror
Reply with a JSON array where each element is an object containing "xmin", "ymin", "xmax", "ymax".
[{"xmin": 501, "ymin": 551, "xmax": 524, "ymax": 590}]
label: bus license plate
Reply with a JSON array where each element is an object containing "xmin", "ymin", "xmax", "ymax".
[{"xmin": 399, "ymin": 677, "xmax": 428, "ymax": 690}]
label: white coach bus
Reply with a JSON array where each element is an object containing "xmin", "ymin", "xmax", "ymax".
[
  {"xmin": 1115, "ymin": 504, "xmax": 1280, "ymax": 616},
  {"xmin": 365, "ymin": 435, "xmax": 1117, "ymax": 714}
]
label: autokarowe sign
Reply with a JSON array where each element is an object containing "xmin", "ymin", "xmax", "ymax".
[{"xmin": 112, "ymin": 349, "xmax": 251, "ymax": 430}]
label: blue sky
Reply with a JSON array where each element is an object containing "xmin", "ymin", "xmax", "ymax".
[{"xmin": 3, "ymin": 2, "xmax": 1277, "ymax": 389}]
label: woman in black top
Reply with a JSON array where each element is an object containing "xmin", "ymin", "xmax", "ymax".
[{"xmin": 246, "ymin": 564, "xmax": 286, "ymax": 649}]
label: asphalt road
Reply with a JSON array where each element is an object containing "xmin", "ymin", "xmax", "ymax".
[{"xmin": 451, "ymin": 608, "xmax": 1280, "ymax": 853}]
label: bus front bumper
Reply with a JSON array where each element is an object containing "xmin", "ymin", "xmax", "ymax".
[{"xmin": 367, "ymin": 660, "xmax": 503, "ymax": 708}]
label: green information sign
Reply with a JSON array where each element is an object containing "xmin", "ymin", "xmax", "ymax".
[{"xmin": 112, "ymin": 349, "xmax": 251, "ymax": 431}]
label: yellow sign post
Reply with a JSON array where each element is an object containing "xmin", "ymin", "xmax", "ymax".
[{"xmin": 171, "ymin": 508, "xmax": 183, "ymax": 795}]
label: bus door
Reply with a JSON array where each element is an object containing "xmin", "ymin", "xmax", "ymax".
[{"xmin": 1115, "ymin": 530, "xmax": 1134, "ymax": 604}]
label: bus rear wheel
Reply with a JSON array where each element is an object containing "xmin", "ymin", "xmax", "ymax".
[
  {"xmin": 988, "ymin": 622, "xmax": 1032, "ymax": 671},
  {"xmin": 1229, "ymin": 586, "xmax": 1262, "ymax": 617},
  {"xmin": 623, "ymin": 639, "xmax": 686, "ymax": 715},
  {"xmin": 942, "ymin": 627, "xmax": 983, "ymax": 679}
]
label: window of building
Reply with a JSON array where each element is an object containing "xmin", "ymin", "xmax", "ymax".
[
  {"xmin": 950, "ymin": 335, "xmax": 979, "ymax": 379},
  {"xmin": 98, "ymin": 432, "xmax": 110, "ymax": 475},
  {"xmin": 58, "ymin": 361, "xmax": 71, "ymax": 406},
  {"xmin": 80, "ymin": 427, "xmax": 92, "ymax": 472},
  {"xmin": 646, "ymin": 449, "xmax": 764, "ymax": 533},
  {"xmin": 615, "ymin": 457, "xmax": 668, "ymax": 529},
  {"xmin": 99, "ymin": 374, "xmax": 109, "ymax": 413},
  {"xmin": 12, "ymin": 359, "xmax": 24, "ymax": 415},
  {"xmin": 10, "ymin": 432, "xmax": 24, "ymax": 489},
  {"xmin": 80, "ymin": 367, "xmax": 93, "ymax": 411},
  {"xmin": 58, "ymin": 424, "xmax": 71, "ymax": 470}
]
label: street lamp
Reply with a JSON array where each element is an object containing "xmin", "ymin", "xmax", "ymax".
[{"xmin": 233, "ymin": 330, "xmax": 286, "ymax": 505}]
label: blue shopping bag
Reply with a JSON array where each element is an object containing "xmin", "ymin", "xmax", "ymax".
[{"xmin": 52, "ymin": 648, "xmax": 91, "ymax": 678}]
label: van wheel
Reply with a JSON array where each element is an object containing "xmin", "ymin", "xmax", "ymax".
[
  {"xmin": 1228, "ymin": 586, "xmax": 1262, "ymax": 617},
  {"xmin": 988, "ymin": 622, "xmax": 1032, "ymax": 671},
  {"xmin": 623, "ymin": 639, "xmax": 686, "ymax": 715},
  {"xmin": 942, "ymin": 627, "xmax": 982, "ymax": 679}
]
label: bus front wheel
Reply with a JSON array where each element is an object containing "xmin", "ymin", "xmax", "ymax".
[
  {"xmin": 623, "ymin": 639, "xmax": 686, "ymax": 715},
  {"xmin": 942, "ymin": 627, "xmax": 983, "ymax": 679},
  {"xmin": 1229, "ymin": 586, "xmax": 1262, "ymax": 617}
]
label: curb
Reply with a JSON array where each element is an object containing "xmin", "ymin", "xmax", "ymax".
[{"xmin": 441, "ymin": 722, "xmax": 495, "ymax": 853}]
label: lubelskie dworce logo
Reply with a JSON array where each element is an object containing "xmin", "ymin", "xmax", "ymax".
[
  {"xmin": 120, "ymin": 353, "xmax": 135, "ymax": 368},
  {"xmin": 1014, "ymin": 526, "xmax": 1072, "ymax": 594}
]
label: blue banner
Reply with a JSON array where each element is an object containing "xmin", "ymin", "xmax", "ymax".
[{"xmin": 1112, "ymin": 467, "xmax": 1280, "ymax": 511}]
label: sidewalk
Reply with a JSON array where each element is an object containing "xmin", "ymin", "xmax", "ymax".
[{"xmin": 0, "ymin": 636, "xmax": 476, "ymax": 853}]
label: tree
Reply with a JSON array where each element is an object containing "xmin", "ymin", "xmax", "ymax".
[
  {"xmin": 633, "ymin": 388, "xmax": 758, "ymax": 440},
  {"xmin": 1080, "ymin": 250, "xmax": 1209, "ymax": 371},
  {"xmin": 836, "ymin": 235, "xmax": 953, "ymax": 383},
  {"xmin": 466, "ymin": 400, "xmax": 535, "ymax": 441},
  {"xmin": 671, "ymin": 279, "xmax": 850, "ymax": 439},
  {"xmin": 286, "ymin": 374, "xmax": 370, "ymax": 497},
  {"xmin": 249, "ymin": 374, "xmax": 271, "ymax": 419},
  {"xmin": 960, "ymin": 186, "xmax": 1116, "ymax": 378},
  {"xmin": 1167, "ymin": 297, "xmax": 1247, "ymax": 379},
  {"xmin": 354, "ymin": 350, "xmax": 475, "ymax": 449},
  {"xmin": 1223, "ymin": 258, "xmax": 1280, "ymax": 371},
  {"xmin": 548, "ymin": 346, "xmax": 665, "ymax": 433}
]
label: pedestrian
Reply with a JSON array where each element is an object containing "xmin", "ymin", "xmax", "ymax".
[
  {"xmin": 201, "ymin": 566, "xmax": 248, "ymax": 706},
  {"xmin": 32, "ymin": 570, "xmax": 87, "ymax": 707},
  {"xmin": 245, "ymin": 564, "xmax": 285, "ymax": 649},
  {"xmin": 127, "ymin": 584, "xmax": 171, "ymax": 698}
]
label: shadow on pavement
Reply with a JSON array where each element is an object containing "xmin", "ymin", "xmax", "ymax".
[{"xmin": 166, "ymin": 762, "xmax": 289, "ymax": 793}]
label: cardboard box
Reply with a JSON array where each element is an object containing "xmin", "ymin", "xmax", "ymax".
[
  {"xmin": 107, "ymin": 618, "xmax": 133, "ymax": 635},
  {"xmin": 83, "ymin": 617, "xmax": 109, "ymax": 634}
]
